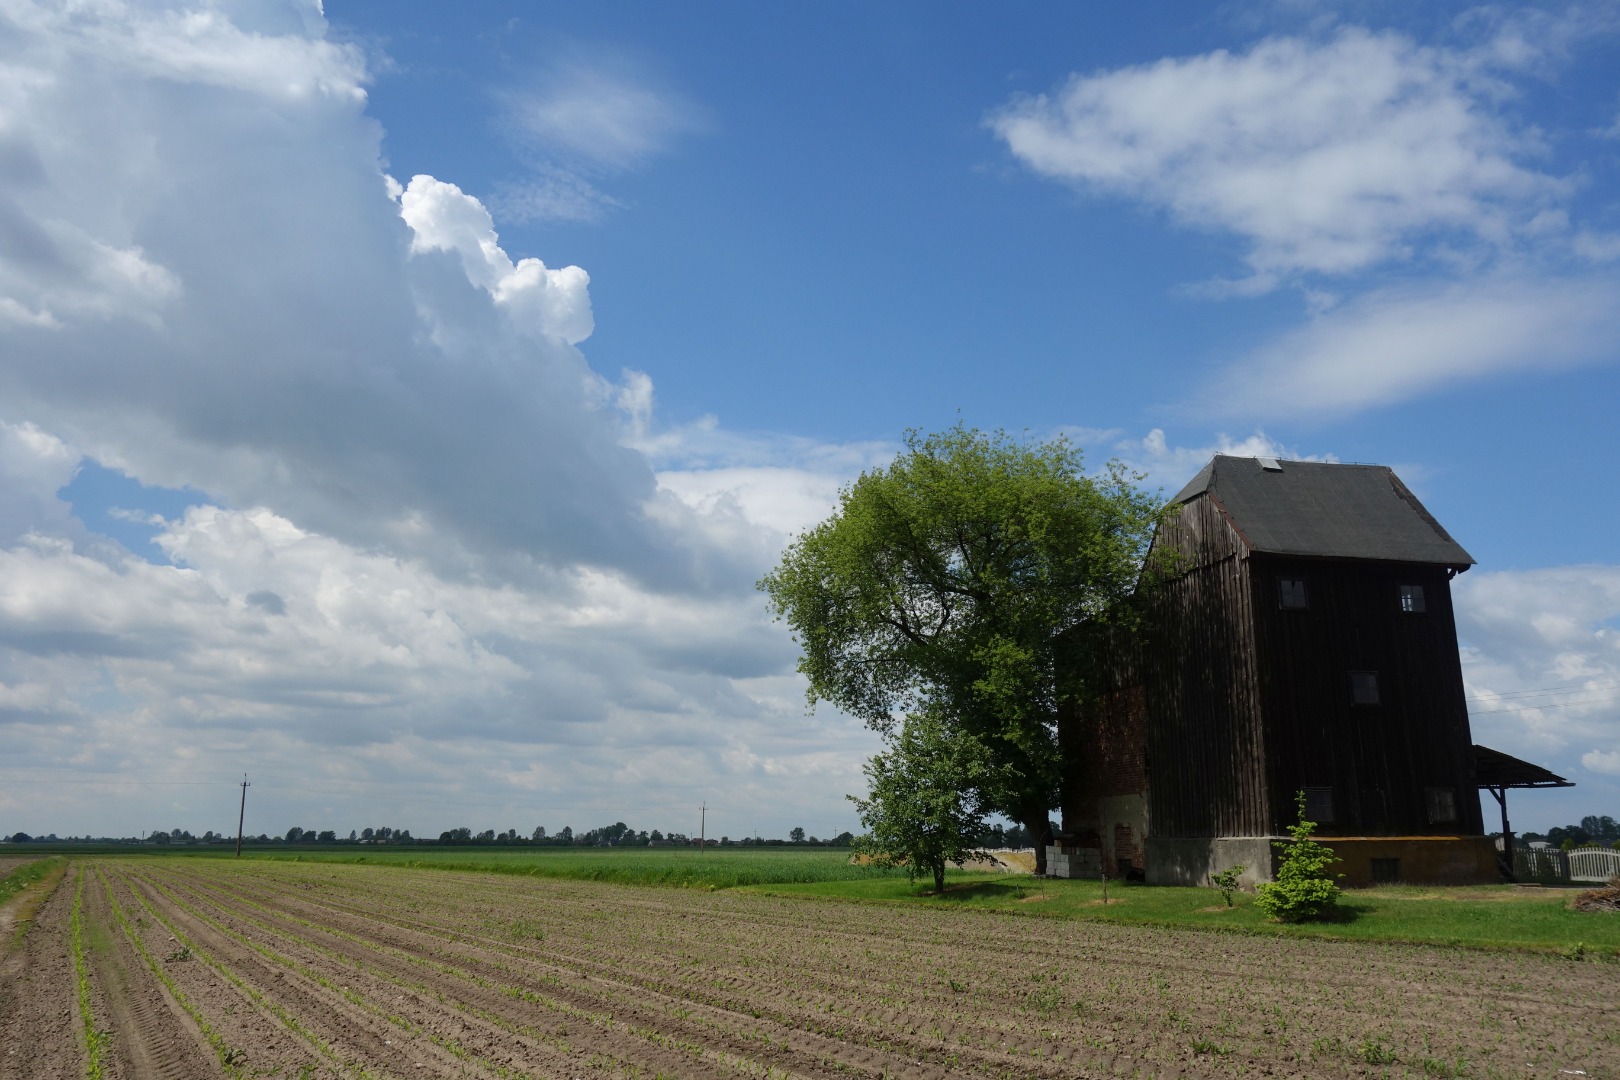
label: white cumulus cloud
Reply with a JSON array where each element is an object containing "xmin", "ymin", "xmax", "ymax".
[
  {"xmin": 993, "ymin": 17, "xmax": 1620, "ymax": 421},
  {"xmin": 397, "ymin": 175, "xmax": 594, "ymax": 345},
  {"xmin": 0, "ymin": 0, "xmax": 876, "ymax": 840},
  {"xmin": 992, "ymin": 27, "xmax": 1562, "ymax": 287}
]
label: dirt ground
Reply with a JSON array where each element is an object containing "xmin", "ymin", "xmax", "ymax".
[
  {"xmin": 1, "ymin": 859, "xmax": 1615, "ymax": 1079},
  {"xmin": 0, "ymin": 856, "xmax": 37, "ymax": 880}
]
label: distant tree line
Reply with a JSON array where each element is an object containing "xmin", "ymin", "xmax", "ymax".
[
  {"xmin": 970, "ymin": 822, "xmax": 1034, "ymax": 848},
  {"xmin": 431, "ymin": 822, "xmax": 861, "ymax": 847},
  {"xmin": 1519, "ymin": 815, "xmax": 1620, "ymax": 851},
  {"xmin": 4, "ymin": 822, "xmax": 888, "ymax": 848}
]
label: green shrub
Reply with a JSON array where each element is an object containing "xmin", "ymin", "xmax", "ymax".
[{"xmin": 1254, "ymin": 791, "xmax": 1342, "ymax": 923}]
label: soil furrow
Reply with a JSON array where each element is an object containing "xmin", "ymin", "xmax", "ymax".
[
  {"xmin": 174, "ymin": 866, "xmax": 1198, "ymax": 1080},
  {"xmin": 157, "ymin": 868, "xmax": 842, "ymax": 1080},
  {"xmin": 98, "ymin": 867, "xmax": 352, "ymax": 1079},
  {"xmin": 82, "ymin": 865, "xmax": 220, "ymax": 1080},
  {"xmin": 189, "ymin": 870, "xmax": 1283, "ymax": 1075},
  {"xmin": 88, "ymin": 858, "xmax": 1619, "ymax": 1080},
  {"xmin": 0, "ymin": 862, "xmax": 78, "ymax": 1080}
]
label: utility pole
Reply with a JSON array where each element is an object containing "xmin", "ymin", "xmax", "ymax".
[
  {"xmin": 235, "ymin": 774, "xmax": 250, "ymax": 858},
  {"xmin": 699, "ymin": 803, "xmax": 706, "ymax": 849}
]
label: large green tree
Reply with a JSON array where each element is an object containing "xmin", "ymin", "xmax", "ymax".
[{"xmin": 761, "ymin": 424, "xmax": 1162, "ymax": 873}]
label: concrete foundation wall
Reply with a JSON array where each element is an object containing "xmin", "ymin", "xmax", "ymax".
[
  {"xmin": 1145, "ymin": 837, "xmax": 1278, "ymax": 887},
  {"xmin": 1143, "ymin": 835, "xmax": 1499, "ymax": 887}
]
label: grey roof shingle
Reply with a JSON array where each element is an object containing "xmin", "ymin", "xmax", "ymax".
[{"xmin": 1173, "ymin": 455, "xmax": 1475, "ymax": 568}]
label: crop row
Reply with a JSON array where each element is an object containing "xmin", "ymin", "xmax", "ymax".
[
  {"xmin": 6, "ymin": 857, "xmax": 1615, "ymax": 1079},
  {"xmin": 140, "ymin": 858, "xmax": 1616, "ymax": 1078}
]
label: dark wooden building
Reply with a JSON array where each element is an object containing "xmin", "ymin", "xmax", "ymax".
[{"xmin": 1055, "ymin": 454, "xmax": 1500, "ymax": 886}]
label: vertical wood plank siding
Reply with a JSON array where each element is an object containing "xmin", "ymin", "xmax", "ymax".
[
  {"xmin": 1248, "ymin": 557, "xmax": 1483, "ymax": 836},
  {"xmin": 1139, "ymin": 498, "xmax": 1270, "ymax": 838}
]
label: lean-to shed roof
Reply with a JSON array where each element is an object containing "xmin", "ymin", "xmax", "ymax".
[
  {"xmin": 1473, "ymin": 744, "xmax": 1574, "ymax": 790},
  {"xmin": 1172, "ymin": 455, "xmax": 1476, "ymax": 569}
]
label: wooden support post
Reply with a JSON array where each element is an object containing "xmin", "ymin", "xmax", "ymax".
[{"xmin": 1486, "ymin": 784, "xmax": 1512, "ymax": 879}]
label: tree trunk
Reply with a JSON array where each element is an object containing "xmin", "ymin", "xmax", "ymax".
[
  {"xmin": 932, "ymin": 860, "xmax": 945, "ymax": 894},
  {"xmin": 1024, "ymin": 810, "xmax": 1053, "ymax": 876}
]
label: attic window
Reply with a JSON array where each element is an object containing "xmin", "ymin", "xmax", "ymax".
[
  {"xmin": 1303, "ymin": 787, "xmax": 1335, "ymax": 824},
  {"xmin": 1257, "ymin": 456, "xmax": 1282, "ymax": 471},
  {"xmin": 1279, "ymin": 578, "xmax": 1308, "ymax": 610},
  {"xmin": 1425, "ymin": 787, "xmax": 1458, "ymax": 824},
  {"xmin": 1399, "ymin": 584, "xmax": 1426, "ymax": 613},
  {"xmin": 1350, "ymin": 671, "xmax": 1380, "ymax": 706}
]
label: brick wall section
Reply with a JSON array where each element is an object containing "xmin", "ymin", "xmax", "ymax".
[
  {"xmin": 1096, "ymin": 686, "xmax": 1148, "ymax": 797},
  {"xmin": 1113, "ymin": 823, "xmax": 1144, "ymax": 873}
]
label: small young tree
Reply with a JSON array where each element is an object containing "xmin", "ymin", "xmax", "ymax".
[
  {"xmin": 1210, "ymin": 864, "xmax": 1246, "ymax": 908},
  {"xmin": 1254, "ymin": 792, "xmax": 1342, "ymax": 923},
  {"xmin": 849, "ymin": 709, "xmax": 1002, "ymax": 893}
]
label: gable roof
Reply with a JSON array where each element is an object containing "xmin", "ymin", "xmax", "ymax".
[{"xmin": 1172, "ymin": 455, "xmax": 1475, "ymax": 568}]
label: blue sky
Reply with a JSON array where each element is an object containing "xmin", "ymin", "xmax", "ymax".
[{"xmin": 0, "ymin": 0, "xmax": 1616, "ymax": 840}]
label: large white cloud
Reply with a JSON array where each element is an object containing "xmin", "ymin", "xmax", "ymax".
[
  {"xmin": 0, "ymin": 0, "xmax": 879, "ymax": 839},
  {"xmin": 991, "ymin": 26, "xmax": 1563, "ymax": 287},
  {"xmin": 0, "ymin": 0, "xmax": 752, "ymax": 593},
  {"xmin": 992, "ymin": 17, "xmax": 1620, "ymax": 421},
  {"xmin": 1204, "ymin": 274, "xmax": 1620, "ymax": 416}
]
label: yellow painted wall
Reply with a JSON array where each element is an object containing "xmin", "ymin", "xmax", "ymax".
[{"xmin": 1318, "ymin": 836, "xmax": 1498, "ymax": 886}]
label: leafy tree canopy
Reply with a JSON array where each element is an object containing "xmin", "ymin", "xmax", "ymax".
[
  {"xmin": 761, "ymin": 424, "xmax": 1162, "ymax": 869},
  {"xmin": 850, "ymin": 709, "xmax": 1006, "ymax": 893}
]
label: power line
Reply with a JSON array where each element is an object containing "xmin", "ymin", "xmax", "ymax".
[
  {"xmin": 1468, "ymin": 679, "xmax": 1620, "ymax": 700},
  {"xmin": 1469, "ymin": 695, "xmax": 1618, "ymax": 716}
]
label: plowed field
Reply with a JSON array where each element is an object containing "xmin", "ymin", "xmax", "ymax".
[
  {"xmin": 0, "ymin": 857, "xmax": 36, "ymax": 879},
  {"xmin": 1, "ymin": 859, "xmax": 1614, "ymax": 1079}
]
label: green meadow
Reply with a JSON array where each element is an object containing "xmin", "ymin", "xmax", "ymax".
[
  {"xmin": 221, "ymin": 844, "xmax": 908, "ymax": 889},
  {"xmin": 750, "ymin": 873, "xmax": 1620, "ymax": 955}
]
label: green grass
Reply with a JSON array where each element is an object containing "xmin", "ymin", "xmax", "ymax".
[
  {"xmin": 0, "ymin": 856, "xmax": 60, "ymax": 909},
  {"xmin": 208, "ymin": 845, "xmax": 909, "ymax": 889},
  {"xmin": 0, "ymin": 854, "xmax": 63, "ymax": 932},
  {"xmin": 746, "ymin": 874, "xmax": 1620, "ymax": 954}
]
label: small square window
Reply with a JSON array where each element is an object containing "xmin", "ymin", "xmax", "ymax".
[
  {"xmin": 1425, "ymin": 787, "xmax": 1457, "ymax": 824},
  {"xmin": 1303, "ymin": 786, "xmax": 1335, "ymax": 823},
  {"xmin": 1350, "ymin": 671, "xmax": 1380, "ymax": 706},
  {"xmin": 1279, "ymin": 578, "xmax": 1308, "ymax": 610},
  {"xmin": 1399, "ymin": 584, "xmax": 1426, "ymax": 613},
  {"xmin": 1370, "ymin": 857, "xmax": 1401, "ymax": 884}
]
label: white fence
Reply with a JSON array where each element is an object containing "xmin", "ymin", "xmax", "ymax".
[
  {"xmin": 1568, "ymin": 846, "xmax": 1620, "ymax": 882},
  {"xmin": 1514, "ymin": 846, "xmax": 1620, "ymax": 883}
]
